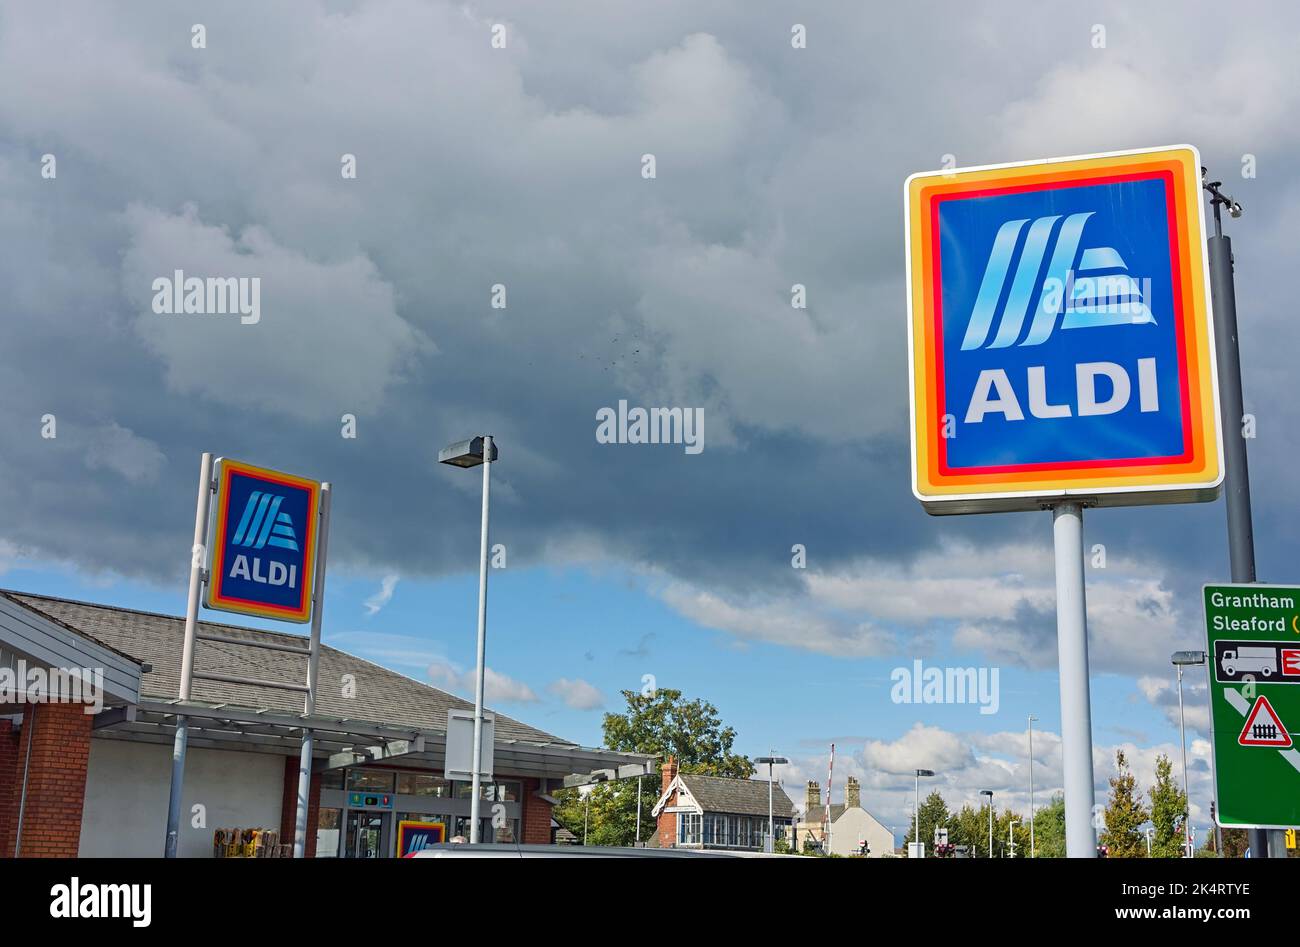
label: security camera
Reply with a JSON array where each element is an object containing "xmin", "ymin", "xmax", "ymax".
[{"xmin": 1229, "ymin": 201, "xmax": 1243, "ymax": 218}]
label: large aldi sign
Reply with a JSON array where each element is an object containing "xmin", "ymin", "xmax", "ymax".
[
  {"xmin": 905, "ymin": 146, "xmax": 1223, "ymax": 513},
  {"xmin": 1203, "ymin": 584, "xmax": 1300, "ymax": 828},
  {"xmin": 205, "ymin": 458, "xmax": 321, "ymax": 623}
]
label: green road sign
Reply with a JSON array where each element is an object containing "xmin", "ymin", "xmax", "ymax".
[{"xmin": 1203, "ymin": 583, "xmax": 1300, "ymax": 829}]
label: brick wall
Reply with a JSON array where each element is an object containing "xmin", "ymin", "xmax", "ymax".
[
  {"xmin": 657, "ymin": 756, "xmax": 678, "ymax": 848},
  {"xmin": 12, "ymin": 703, "xmax": 93, "ymax": 857},
  {"xmin": 279, "ymin": 755, "xmax": 322, "ymax": 857},
  {"xmin": 0, "ymin": 719, "xmax": 20, "ymax": 856},
  {"xmin": 520, "ymin": 777, "xmax": 553, "ymax": 844}
]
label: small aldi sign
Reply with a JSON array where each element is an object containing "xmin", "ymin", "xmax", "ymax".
[
  {"xmin": 397, "ymin": 820, "xmax": 446, "ymax": 857},
  {"xmin": 206, "ymin": 458, "xmax": 321, "ymax": 623},
  {"xmin": 905, "ymin": 146, "xmax": 1222, "ymax": 513}
]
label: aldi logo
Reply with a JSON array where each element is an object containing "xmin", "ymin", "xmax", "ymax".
[
  {"xmin": 905, "ymin": 146, "xmax": 1223, "ymax": 513},
  {"xmin": 206, "ymin": 459, "xmax": 320, "ymax": 623}
]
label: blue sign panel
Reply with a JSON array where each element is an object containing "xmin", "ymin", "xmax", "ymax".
[
  {"xmin": 905, "ymin": 147, "xmax": 1222, "ymax": 512},
  {"xmin": 206, "ymin": 459, "xmax": 320, "ymax": 623},
  {"xmin": 939, "ymin": 177, "xmax": 1184, "ymax": 468}
]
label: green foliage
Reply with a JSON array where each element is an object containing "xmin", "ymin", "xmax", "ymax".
[
  {"xmin": 900, "ymin": 790, "xmax": 951, "ymax": 853},
  {"xmin": 947, "ymin": 803, "xmax": 987, "ymax": 855},
  {"xmin": 1101, "ymin": 749, "xmax": 1150, "ymax": 857},
  {"xmin": 1031, "ymin": 794, "xmax": 1066, "ymax": 858},
  {"xmin": 1148, "ymin": 754, "xmax": 1188, "ymax": 858},
  {"xmin": 601, "ymin": 687, "xmax": 753, "ymax": 777},
  {"xmin": 552, "ymin": 687, "xmax": 753, "ymax": 846}
]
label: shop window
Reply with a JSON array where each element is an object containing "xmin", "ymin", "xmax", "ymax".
[
  {"xmin": 347, "ymin": 769, "xmax": 396, "ymax": 792},
  {"xmin": 453, "ymin": 779, "xmax": 520, "ymax": 801},
  {"xmin": 316, "ymin": 808, "xmax": 342, "ymax": 858},
  {"xmin": 396, "ymin": 772, "xmax": 451, "ymax": 797}
]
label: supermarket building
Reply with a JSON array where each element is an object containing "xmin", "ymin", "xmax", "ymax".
[{"xmin": 0, "ymin": 590, "xmax": 652, "ymax": 857}]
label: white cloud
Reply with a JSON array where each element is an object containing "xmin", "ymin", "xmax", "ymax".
[
  {"xmin": 862, "ymin": 722, "xmax": 976, "ymax": 776},
  {"xmin": 548, "ymin": 677, "xmax": 605, "ymax": 710},
  {"xmin": 363, "ymin": 574, "xmax": 400, "ymax": 616},
  {"xmin": 660, "ymin": 581, "xmax": 896, "ymax": 657},
  {"xmin": 659, "ymin": 539, "xmax": 1192, "ymax": 674},
  {"xmin": 121, "ymin": 203, "xmax": 431, "ymax": 421},
  {"xmin": 426, "ymin": 658, "xmax": 538, "ymax": 704}
]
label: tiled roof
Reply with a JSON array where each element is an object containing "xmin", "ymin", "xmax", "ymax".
[
  {"xmin": 680, "ymin": 773, "xmax": 796, "ymax": 819},
  {"xmin": 3, "ymin": 591, "xmax": 567, "ymax": 745}
]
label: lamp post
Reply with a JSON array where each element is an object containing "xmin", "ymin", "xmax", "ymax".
[
  {"xmin": 914, "ymin": 769, "xmax": 934, "ymax": 857},
  {"xmin": 1172, "ymin": 650, "xmax": 1207, "ymax": 858},
  {"xmin": 439, "ymin": 435, "xmax": 498, "ymax": 845},
  {"xmin": 634, "ymin": 775, "xmax": 642, "ymax": 847},
  {"xmin": 1028, "ymin": 713, "xmax": 1037, "ymax": 858},
  {"xmin": 980, "ymin": 789, "xmax": 994, "ymax": 858},
  {"xmin": 756, "ymin": 754, "xmax": 789, "ymax": 854}
]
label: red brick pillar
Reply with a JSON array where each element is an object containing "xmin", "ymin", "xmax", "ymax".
[
  {"xmin": 279, "ymin": 755, "xmax": 321, "ymax": 857},
  {"xmin": 657, "ymin": 756, "xmax": 678, "ymax": 848},
  {"xmin": 521, "ymin": 777, "xmax": 553, "ymax": 844},
  {"xmin": 0, "ymin": 719, "xmax": 21, "ymax": 856},
  {"xmin": 13, "ymin": 703, "xmax": 93, "ymax": 857}
]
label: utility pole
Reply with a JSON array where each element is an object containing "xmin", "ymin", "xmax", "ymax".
[
  {"xmin": 1028, "ymin": 714, "xmax": 1037, "ymax": 858},
  {"xmin": 1202, "ymin": 169, "xmax": 1273, "ymax": 858}
]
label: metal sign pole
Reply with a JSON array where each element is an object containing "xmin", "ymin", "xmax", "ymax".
[
  {"xmin": 1052, "ymin": 501, "xmax": 1097, "ymax": 857},
  {"xmin": 293, "ymin": 482, "xmax": 331, "ymax": 858},
  {"xmin": 469, "ymin": 436, "xmax": 492, "ymax": 844},
  {"xmin": 164, "ymin": 452, "xmax": 214, "ymax": 858},
  {"xmin": 1204, "ymin": 180, "xmax": 1269, "ymax": 857}
]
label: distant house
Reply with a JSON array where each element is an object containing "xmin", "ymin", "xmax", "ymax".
[
  {"xmin": 795, "ymin": 776, "xmax": 894, "ymax": 857},
  {"xmin": 651, "ymin": 757, "xmax": 796, "ymax": 852}
]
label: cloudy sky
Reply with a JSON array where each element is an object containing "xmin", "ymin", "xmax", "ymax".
[{"xmin": 2, "ymin": 1, "xmax": 1298, "ymax": 839}]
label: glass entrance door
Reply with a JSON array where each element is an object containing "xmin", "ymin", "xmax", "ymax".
[{"xmin": 344, "ymin": 810, "xmax": 390, "ymax": 858}]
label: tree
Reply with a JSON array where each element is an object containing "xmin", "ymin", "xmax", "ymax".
[
  {"xmin": 901, "ymin": 790, "xmax": 951, "ymax": 854},
  {"xmin": 1032, "ymin": 794, "xmax": 1067, "ymax": 858},
  {"xmin": 1148, "ymin": 754, "xmax": 1188, "ymax": 858},
  {"xmin": 552, "ymin": 688, "xmax": 753, "ymax": 845},
  {"xmin": 601, "ymin": 688, "xmax": 753, "ymax": 777},
  {"xmin": 948, "ymin": 803, "xmax": 988, "ymax": 856},
  {"xmin": 1101, "ymin": 749, "xmax": 1149, "ymax": 857},
  {"xmin": 995, "ymin": 807, "xmax": 1032, "ymax": 858}
]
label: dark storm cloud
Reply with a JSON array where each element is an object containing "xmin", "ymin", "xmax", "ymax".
[{"xmin": 0, "ymin": 0, "xmax": 1297, "ymax": 629}]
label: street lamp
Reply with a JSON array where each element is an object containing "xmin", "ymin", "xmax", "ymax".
[
  {"xmin": 1028, "ymin": 714, "xmax": 1038, "ymax": 858},
  {"xmin": 1172, "ymin": 650, "xmax": 1207, "ymax": 858},
  {"xmin": 914, "ymin": 769, "xmax": 934, "ymax": 857},
  {"xmin": 980, "ymin": 790, "xmax": 994, "ymax": 858},
  {"xmin": 755, "ymin": 754, "xmax": 789, "ymax": 854},
  {"xmin": 439, "ymin": 435, "xmax": 499, "ymax": 844}
]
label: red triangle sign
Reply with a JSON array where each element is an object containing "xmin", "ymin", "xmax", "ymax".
[{"xmin": 1238, "ymin": 695, "xmax": 1293, "ymax": 747}]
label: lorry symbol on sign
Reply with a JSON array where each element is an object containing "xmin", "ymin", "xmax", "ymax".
[{"xmin": 1222, "ymin": 646, "xmax": 1277, "ymax": 678}]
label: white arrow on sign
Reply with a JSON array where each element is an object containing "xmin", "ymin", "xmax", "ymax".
[{"xmin": 1222, "ymin": 685, "xmax": 1300, "ymax": 774}]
